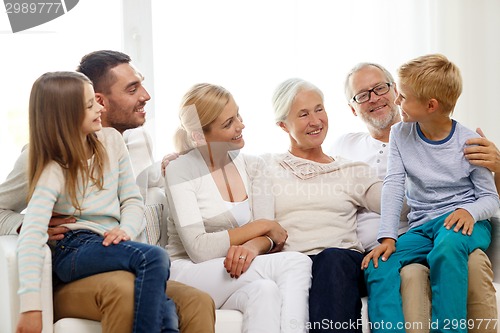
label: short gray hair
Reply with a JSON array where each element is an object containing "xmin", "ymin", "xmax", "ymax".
[
  {"xmin": 344, "ymin": 63, "xmax": 395, "ymax": 102},
  {"xmin": 272, "ymin": 78, "xmax": 324, "ymax": 124}
]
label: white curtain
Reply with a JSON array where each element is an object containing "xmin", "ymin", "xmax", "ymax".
[
  {"xmin": 427, "ymin": 0, "xmax": 500, "ymax": 145},
  {"xmin": 0, "ymin": 0, "xmax": 123, "ymax": 181},
  {"xmin": 144, "ymin": 0, "xmax": 500, "ymax": 158},
  {"xmin": 1, "ymin": 0, "xmax": 499, "ymax": 181}
]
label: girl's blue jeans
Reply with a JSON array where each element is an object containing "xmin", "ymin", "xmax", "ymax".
[
  {"xmin": 52, "ymin": 230, "xmax": 179, "ymax": 333},
  {"xmin": 364, "ymin": 212, "xmax": 491, "ymax": 333}
]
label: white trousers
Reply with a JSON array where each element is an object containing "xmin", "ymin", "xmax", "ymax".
[{"xmin": 171, "ymin": 252, "xmax": 312, "ymax": 333}]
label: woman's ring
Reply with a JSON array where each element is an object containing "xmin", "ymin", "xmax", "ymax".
[{"xmin": 239, "ymin": 255, "xmax": 246, "ymax": 260}]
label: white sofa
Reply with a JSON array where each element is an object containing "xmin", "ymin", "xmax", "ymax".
[
  {"xmin": 0, "ymin": 184, "xmax": 243, "ymax": 333},
  {"xmin": 1, "ymin": 183, "xmax": 499, "ymax": 332}
]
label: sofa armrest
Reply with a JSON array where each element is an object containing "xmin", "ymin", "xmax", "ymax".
[
  {"xmin": 486, "ymin": 209, "xmax": 500, "ymax": 284},
  {"xmin": 0, "ymin": 235, "xmax": 54, "ymax": 333},
  {"xmin": 145, "ymin": 186, "xmax": 169, "ymax": 248}
]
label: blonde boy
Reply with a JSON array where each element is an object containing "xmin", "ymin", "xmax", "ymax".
[{"xmin": 362, "ymin": 54, "xmax": 499, "ymax": 333}]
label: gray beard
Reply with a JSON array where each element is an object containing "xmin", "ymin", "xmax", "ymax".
[{"xmin": 360, "ymin": 109, "xmax": 399, "ymax": 132}]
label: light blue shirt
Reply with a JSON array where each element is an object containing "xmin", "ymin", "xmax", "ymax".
[{"xmin": 379, "ymin": 120, "xmax": 499, "ymax": 241}]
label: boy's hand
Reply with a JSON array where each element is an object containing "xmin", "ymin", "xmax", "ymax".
[
  {"xmin": 444, "ymin": 208, "xmax": 475, "ymax": 235},
  {"xmin": 103, "ymin": 227, "xmax": 130, "ymax": 246},
  {"xmin": 361, "ymin": 238, "xmax": 396, "ymax": 270},
  {"xmin": 16, "ymin": 310, "xmax": 42, "ymax": 333}
]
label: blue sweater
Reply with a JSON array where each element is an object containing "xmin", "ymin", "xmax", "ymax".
[{"xmin": 378, "ymin": 120, "xmax": 499, "ymax": 241}]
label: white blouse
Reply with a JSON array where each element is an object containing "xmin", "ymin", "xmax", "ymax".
[{"xmin": 224, "ymin": 199, "xmax": 251, "ymax": 227}]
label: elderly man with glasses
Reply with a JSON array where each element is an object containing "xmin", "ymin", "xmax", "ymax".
[{"xmin": 330, "ymin": 62, "xmax": 500, "ymax": 333}]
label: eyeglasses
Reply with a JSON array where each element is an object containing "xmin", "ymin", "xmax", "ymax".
[{"xmin": 350, "ymin": 82, "xmax": 393, "ymax": 104}]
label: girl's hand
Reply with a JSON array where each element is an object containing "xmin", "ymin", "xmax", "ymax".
[
  {"xmin": 16, "ymin": 311, "xmax": 42, "ymax": 333},
  {"xmin": 444, "ymin": 208, "xmax": 475, "ymax": 235},
  {"xmin": 103, "ymin": 227, "xmax": 130, "ymax": 246},
  {"xmin": 361, "ymin": 238, "xmax": 396, "ymax": 270},
  {"xmin": 224, "ymin": 244, "xmax": 258, "ymax": 278}
]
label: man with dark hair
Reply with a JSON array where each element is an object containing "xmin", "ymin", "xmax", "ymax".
[
  {"xmin": 78, "ymin": 50, "xmax": 149, "ymax": 134},
  {"xmin": 77, "ymin": 50, "xmax": 131, "ymax": 94},
  {"xmin": 0, "ymin": 50, "xmax": 216, "ymax": 333}
]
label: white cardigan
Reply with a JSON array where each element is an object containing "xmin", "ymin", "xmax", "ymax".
[{"xmin": 165, "ymin": 149, "xmax": 273, "ymax": 263}]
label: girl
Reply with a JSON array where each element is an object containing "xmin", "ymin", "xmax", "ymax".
[
  {"xmin": 16, "ymin": 71, "xmax": 178, "ymax": 333},
  {"xmin": 164, "ymin": 83, "xmax": 312, "ymax": 333}
]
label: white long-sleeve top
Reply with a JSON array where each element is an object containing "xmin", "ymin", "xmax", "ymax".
[
  {"xmin": 17, "ymin": 128, "xmax": 144, "ymax": 312},
  {"xmin": 0, "ymin": 146, "xmax": 29, "ymax": 235},
  {"xmin": 379, "ymin": 120, "xmax": 500, "ymax": 241},
  {"xmin": 165, "ymin": 149, "xmax": 273, "ymax": 263}
]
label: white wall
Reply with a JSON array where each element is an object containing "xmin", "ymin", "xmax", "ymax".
[
  {"xmin": 0, "ymin": 0, "xmax": 123, "ymax": 181},
  {"xmin": 145, "ymin": 0, "xmax": 500, "ymax": 159},
  {"xmin": 148, "ymin": 0, "xmax": 431, "ymax": 158},
  {"xmin": 1, "ymin": 0, "xmax": 499, "ymax": 181},
  {"xmin": 122, "ymin": 0, "xmax": 157, "ymax": 143},
  {"xmin": 429, "ymin": 0, "xmax": 500, "ymax": 146}
]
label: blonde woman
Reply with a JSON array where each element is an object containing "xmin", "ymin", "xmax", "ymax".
[{"xmin": 165, "ymin": 83, "xmax": 312, "ymax": 333}]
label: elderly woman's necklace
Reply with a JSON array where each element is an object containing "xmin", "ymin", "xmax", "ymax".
[
  {"xmin": 288, "ymin": 149, "xmax": 334, "ymax": 163},
  {"xmin": 207, "ymin": 144, "xmax": 235, "ymax": 202}
]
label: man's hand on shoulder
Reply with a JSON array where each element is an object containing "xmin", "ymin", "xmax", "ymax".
[{"xmin": 465, "ymin": 128, "xmax": 500, "ymax": 173}]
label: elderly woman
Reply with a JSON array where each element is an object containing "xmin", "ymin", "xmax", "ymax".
[{"xmin": 265, "ymin": 78, "xmax": 383, "ymax": 333}]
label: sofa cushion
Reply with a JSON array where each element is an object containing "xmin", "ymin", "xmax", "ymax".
[
  {"xmin": 486, "ymin": 211, "xmax": 500, "ymax": 283},
  {"xmin": 142, "ymin": 203, "xmax": 163, "ymax": 246}
]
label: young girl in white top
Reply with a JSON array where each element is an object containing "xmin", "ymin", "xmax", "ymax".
[
  {"xmin": 165, "ymin": 83, "xmax": 312, "ymax": 333},
  {"xmin": 16, "ymin": 71, "xmax": 178, "ymax": 333}
]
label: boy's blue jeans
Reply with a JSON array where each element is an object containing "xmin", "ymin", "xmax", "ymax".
[
  {"xmin": 364, "ymin": 212, "xmax": 491, "ymax": 333},
  {"xmin": 52, "ymin": 230, "xmax": 179, "ymax": 333}
]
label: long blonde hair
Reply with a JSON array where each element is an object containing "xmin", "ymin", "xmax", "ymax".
[
  {"xmin": 28, "ymin": 71, "xmax": 108, "ymax": 212},
  {"xmin": 173, "ymin": 83, "xmax": 232, "ymax": 153}
]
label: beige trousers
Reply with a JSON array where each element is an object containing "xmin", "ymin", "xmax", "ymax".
[
  {"xmin": 54, "ymin": 271, "xmax": 216, "ymax": 333},
  {"xmin": 401, "ymin": 249, "xmax": 497, "ymax": 333}
]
